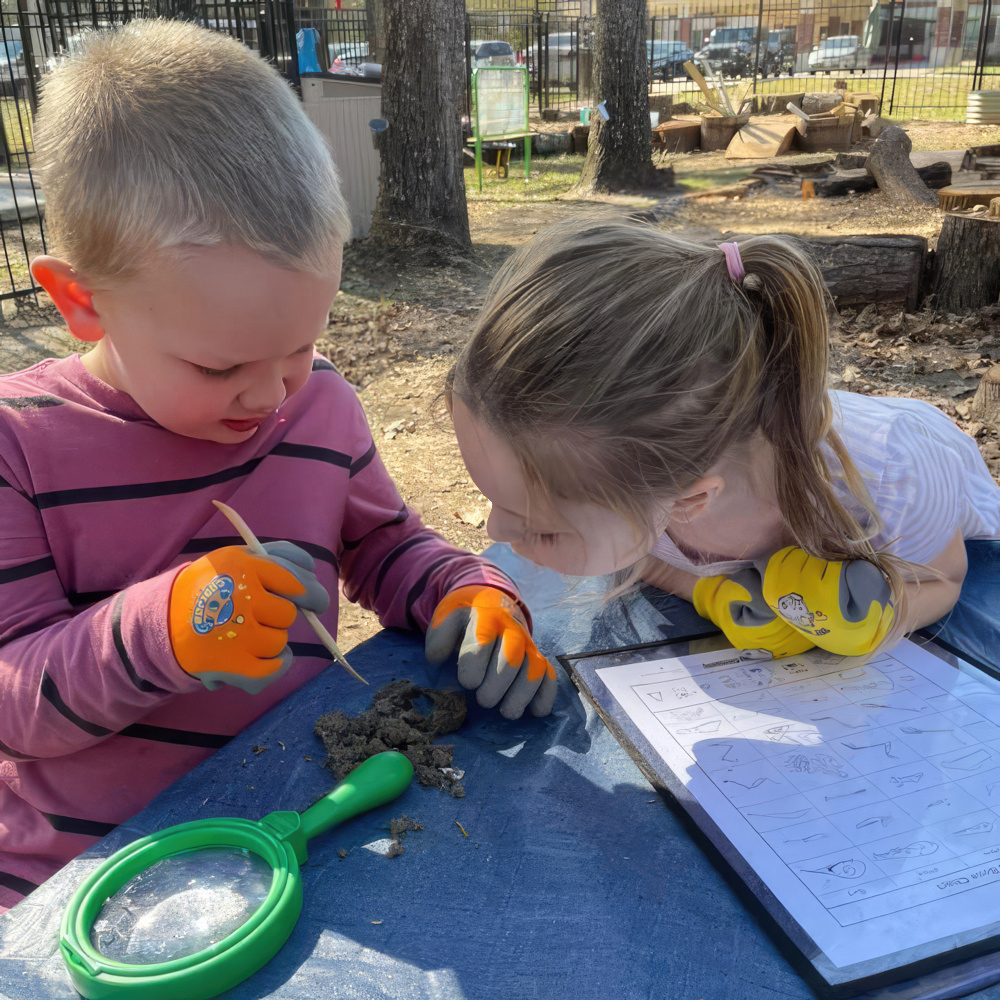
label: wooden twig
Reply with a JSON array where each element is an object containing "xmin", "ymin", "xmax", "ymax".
[{"xmin": 212, "ymin": 500, "xmax": 368, "ymax": 685}]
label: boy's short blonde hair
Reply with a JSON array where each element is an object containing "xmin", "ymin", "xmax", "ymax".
[{"xmin": 34, "ymin": 19, "xmax": 349, "ymax": 282}]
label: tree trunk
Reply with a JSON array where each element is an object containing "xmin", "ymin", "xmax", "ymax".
[
  {"xmin": 367, "ymin": 0, "xmax": 471, "ymax": 257},
  {"xmin": 576, "ymin": 0, "xmax": 663, "ymax": 192},
  {"xmin": 865, "ymin": 125, "xmax": 938, "ymax": 207},
  {"xmin": 932, "ymin": 213, "xmax": 1000, "ymax": 314}
]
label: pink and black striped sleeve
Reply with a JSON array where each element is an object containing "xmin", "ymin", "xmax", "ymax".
[{"xmin": 0, "ymin": 450, "xmax": 198, "ymax": 763}]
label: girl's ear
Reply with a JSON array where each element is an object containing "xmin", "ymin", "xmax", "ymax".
[
  {"xmin": 671, "ymin": 476, "xmax": 724, "ymax": 523},
  {"xmin": 30, "ymin": 256, "xmax": 105, "ymax": 342}
]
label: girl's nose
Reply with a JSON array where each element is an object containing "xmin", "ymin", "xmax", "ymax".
[
  {"xmin": 486, "ymin": 507, "xmax": 522, "ymax": 545},
  {"xmin": 239, "ymin": 369, "xmax": 286, "ymax": 414}
]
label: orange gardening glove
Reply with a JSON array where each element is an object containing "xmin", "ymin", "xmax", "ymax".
[
  {"xmin": 425, "ymin": 585, "xmax": 557, "ymax": 719},
  {"xmin": 168, "ymin": 542, "xmax": 329, "ymax": 694}
]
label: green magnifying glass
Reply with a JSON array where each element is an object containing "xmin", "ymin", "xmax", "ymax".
[{"xmin": 60, "ymin": 751, "xmax": 413, "ymax": 1000}]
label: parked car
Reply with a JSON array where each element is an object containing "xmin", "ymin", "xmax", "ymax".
[
  {"xmin": 648, "ymin": 39, "xmax": 692, "ymax": 81},
  {"xmin": 328, "ymin": 41, "xmax": 369, "ymax": 68},
  {"xmin": 807, "ymin": 35, "xmax": 870, "ymax": 74},
  {"xmin": 472, "ymin": 40, "xmax": 515, "ymax": 69},
  {"xmin": 696, "ymin": 27, "xmax": 792, "ymax": 78}
]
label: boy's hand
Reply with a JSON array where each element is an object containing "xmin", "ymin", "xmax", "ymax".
[
  {"xmin": 168, "ymin": 542, "xmax": 329, "ymax": 694},
  {"xmin": 693, "ymin": 569, "xmax": 815, "ymax": 659},
  {"xmin": 425, "ymin": 585, "xmax": 557, "ymax": 719},
  {"xmin": 761, "ymin": 546, "xmax": 895, "ymax": 657}
]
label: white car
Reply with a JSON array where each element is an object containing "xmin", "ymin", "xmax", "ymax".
[{"xmin": 808, "ymin": 35, "xmax": 869, "ymax": 73}]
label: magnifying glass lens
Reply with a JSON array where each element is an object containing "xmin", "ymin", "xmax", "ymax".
[{"xmin": 89, "ymin": 847, "xmax": 273, "ymax": 965}]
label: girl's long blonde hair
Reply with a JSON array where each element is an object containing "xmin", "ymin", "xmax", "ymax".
[{"xmin": 450, "ymin": 217, "xmax": 910, "ymax": 641}]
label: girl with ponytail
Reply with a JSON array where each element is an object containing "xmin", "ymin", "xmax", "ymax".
[{"xmin": 446, "ymin": 217, "xmax": 1000, "ymax": 660}]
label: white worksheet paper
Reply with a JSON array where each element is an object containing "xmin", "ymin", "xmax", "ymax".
[{"xmin": 596, "ymin": 639, "xmax": 1000, "ymax": 968}]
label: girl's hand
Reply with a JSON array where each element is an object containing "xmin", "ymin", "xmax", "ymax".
[
  {"xmin": 692, "ymin": 569, "xmax": 815, "ymax": 659},
  {"xmin": 636, "ymin": 555, "xmax": 699, "ymax": 603},
  {"xmin": 425, "ymin": 586, "xmax": 557, "ymax": 719},
  {"xmin": 761, "ymin": 546, "xmax": 894, "ymax": 656}
]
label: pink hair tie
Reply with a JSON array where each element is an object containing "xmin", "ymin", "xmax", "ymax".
[{"xmin": 719, "ymin": 242, "xmax": 745, "ymax": 284}]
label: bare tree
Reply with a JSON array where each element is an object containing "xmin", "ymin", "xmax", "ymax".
[
  {"xmin": 367, "ymin": 0, "xmax": 471, "ymax": 256},
  {"xmin": 577, "ymin": 0, "xmax": 664, "ymax": 192}
]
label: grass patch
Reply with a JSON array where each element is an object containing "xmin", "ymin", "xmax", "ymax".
[
  {"xmin": 671, "ymin": 162, "xmax": 752, "ymax": 192},
  {"xmin": 0, "ymin": 98, "xmax": 33, "ymax": 161},
  {"xmin": 465, "ymin": 154, "xmax": 582, "ymax": 202}
]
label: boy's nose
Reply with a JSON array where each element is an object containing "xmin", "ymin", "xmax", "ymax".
[{"xmin": 239, "ymin": 371, "xmax": 287, "ymax": 414}]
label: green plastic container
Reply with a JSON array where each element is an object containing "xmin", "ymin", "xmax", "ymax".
[{"xmin": 60, "ymin": 751, "xmax": 414, "ymax": 1000}]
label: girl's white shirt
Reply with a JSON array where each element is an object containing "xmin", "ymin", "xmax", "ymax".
[{"xmin": 651, "ymin": 390, "xmax": 1000, "ymax": 575}]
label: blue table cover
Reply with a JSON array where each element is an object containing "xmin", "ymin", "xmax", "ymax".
[{"xmin": 1, "ymin": 542, "xmax": 998, "ymax": 1000}]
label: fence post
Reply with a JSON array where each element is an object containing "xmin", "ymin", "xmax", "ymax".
[
  {"xmin": 751, "ymin": 0, "xmax": 764, "ymax": 94},
  {"xmin": 888, "ymin": 0, "xmax": 905, "ymax": 114},
  {"xmin": 973, "ymin": 0, "xmax": 994, "ymax": 91},
  {"xmin": 878, "ymin": 0, "xmax": 897, "ymax": 116}
]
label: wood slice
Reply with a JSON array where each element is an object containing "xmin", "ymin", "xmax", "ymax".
[
  {"xmin": 939, "ymin": 184, "xmax": 1000, "ymax": 211},
  {"xmin": 932, "ymin": 212, "xmax": 1000, "ymax": 313},
  {"xmin": 972, "ymin": 364, "xmax": 1000, "ymax": 422},
  {"xmin": 725, "ymin": 116, "xmax": 798, "ymax": 159},
  {"xmin": 865, "ymin": 126, "xmax": 938, "ymax": 207}
]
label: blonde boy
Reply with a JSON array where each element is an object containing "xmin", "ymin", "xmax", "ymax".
[{"xmin": 0, "ymin": 20, "xmax": 554, "ymax": 913}]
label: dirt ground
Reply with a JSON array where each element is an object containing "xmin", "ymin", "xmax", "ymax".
[{"xmin": 3, "ymin": 119, "xmax": 999, "ymax": 652}]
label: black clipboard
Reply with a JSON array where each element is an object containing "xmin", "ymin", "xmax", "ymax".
[{"xmin": 558, "ymin": 633, "xmax": 1000, "ymax": 1000}]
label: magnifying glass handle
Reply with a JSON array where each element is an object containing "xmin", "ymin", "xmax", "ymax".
[{"xmin": 299, "ymin": 751, "xmax": 414, "ymax": 843}]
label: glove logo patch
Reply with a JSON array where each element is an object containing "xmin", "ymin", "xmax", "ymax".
[
  {"xmin": 191, "ymin": 574, "xmax": 236, "ymax": 635},
  {"xmin": 776, "ymin": 592, "xmax": 830, "ymax": 636}
]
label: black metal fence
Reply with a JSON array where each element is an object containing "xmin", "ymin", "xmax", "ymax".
[{"xmin": 0, "ymin": 0, "xmax": 998, "ymax": 304}]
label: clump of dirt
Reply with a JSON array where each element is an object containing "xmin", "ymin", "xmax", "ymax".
[
  {"xmin": 314, "ymin": 680, "xmax": 468, "ymax": 797},
  {"xmin": 387, "ymin": 815, "xmax": 423, "ymax": 858}
]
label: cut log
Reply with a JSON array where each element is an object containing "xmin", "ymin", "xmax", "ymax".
[
  {"xmin": 971, "ymin": 364, "xmax": 1000, "ymax": 423},
  {"xmin": 835, "ymin": 151, "xmax": 869, "ymax": 170},
  {"xmin": 991, "ymin": 197, "xmax": 1000, "ymax": 219},
  {"xmin": 726, "ymin": 233, "xmax": 927, "ymax": 310},
  {"xmin": 811, "ymin": 161, "xmax": 952, "ymax": 197},
  {"xmin": 932, "ymin": 212, "xmax": 1000, "ymax": 313},
  {"xmin": 803, "ymin": 234, "xmax": 927, "ymax": 310},
  {"xmin": 865, "ymin": 126, "xmax": 938, "ymax": 206},
  {"xmin": 651, "ymin": 120, "xmax": 701, "ymax": 154},
  {"xmin": 725, "ymin": 116, "xmax": 799, "ymax": 159}
]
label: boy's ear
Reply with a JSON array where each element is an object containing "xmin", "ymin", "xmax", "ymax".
[{"xmin": 30, "ymin": 256, "xmax": 105, "ymax": 342}]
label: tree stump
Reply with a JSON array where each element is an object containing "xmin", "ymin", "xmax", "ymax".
[
  {"xmin": 865, "ymin": 125, "xmax": 938, "ymax": 207},
  {"xmin": 932, "ymin": 212, "xmax": 1000, "ymax": 314},
  {"xmin": 971, "ymin": 365, "xmax": 1000, "ymax": 424},
  {"xmin": 991, "ymin": 197, "xmax": 1000, "ymax": 219}
]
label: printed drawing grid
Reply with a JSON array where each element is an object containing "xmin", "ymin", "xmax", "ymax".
[{"xmin": 625, "ymin": 647, "xmax": 1000, "ymax": 927}]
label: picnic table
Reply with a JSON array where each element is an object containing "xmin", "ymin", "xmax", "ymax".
[{"xmin": 1, "ymin": 543, "xmax": 999, "ymax": 1000}]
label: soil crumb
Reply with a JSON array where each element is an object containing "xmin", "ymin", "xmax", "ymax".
[
  {"xmin": 387, "ymin": 815, "xmax": 423, "ymax": 858},
  {"xmin": 314, "ymin": 679, "xmax": 468, "ymax": 797}
]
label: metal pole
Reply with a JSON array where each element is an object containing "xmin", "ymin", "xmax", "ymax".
[
  {"xmin": 888, "ymin": 0, "xmax": 905, "ymax": 114},
  {"xmin": 973, "ymin": 0, "xmax": 993, "ymax": 91},
  {"xmin": 751, "ymin": 0, "xmax": 764, "ymax": 95},
  {"xmin": 879, "ymin": 0, "xmax": 896, "ymax": 116}
]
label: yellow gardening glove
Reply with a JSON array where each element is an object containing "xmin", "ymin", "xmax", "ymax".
[
  {"xmin": 761, "ymin": 546, "xmax": 895, "ymax": 657},
  {"xmin": 425, "ymin": 585, "xmax": 557, "ymax": 719},
  {"xmin": 693, "ymin": 569, "xmax": 815, "ymax": 659}
]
